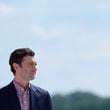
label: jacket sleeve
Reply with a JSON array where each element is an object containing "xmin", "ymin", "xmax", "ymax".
[{"xmin": 45, "ymin": 91, "xmax": 53, "ymax": 110}]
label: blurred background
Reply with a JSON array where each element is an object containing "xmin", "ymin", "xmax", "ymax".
[{"xmin": 0, "ymin": 0, "xmax": 110, "ymax": 109}]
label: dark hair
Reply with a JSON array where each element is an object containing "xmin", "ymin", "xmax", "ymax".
[{"xmin": 9, "ymin": 48, "xmax": 35, "ymax": 75}]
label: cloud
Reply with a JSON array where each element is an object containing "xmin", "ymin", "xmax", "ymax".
[
  {"xmin": 0, "ymin": 3, "xmax": 16, "ymax": 15},
  {"xmin": 31, "ymin": 24, "xmax": 65, "ymax": 40},
  {"xmin": 31, "ymin": 23, "xmax": 90, "ymax": 41},
  {"xmin": 96, "ymin": 0, "xmax": 110, "ymax": 16},
  {"xmin": 79, "ymin": 44, "xmax": 110, "ymax": 61}
]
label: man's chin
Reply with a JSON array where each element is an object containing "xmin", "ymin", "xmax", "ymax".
[{"xmin": 29, "ymin": 76, "xmax": 35, "ymax": 81}]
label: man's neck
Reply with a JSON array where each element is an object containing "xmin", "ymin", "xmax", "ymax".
[{"xmin": 14, "ymin": 77, "xmax": 29, "ymax": 90}]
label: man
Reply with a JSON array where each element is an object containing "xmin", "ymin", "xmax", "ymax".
[{"xmin": 0, "ymin": 48, "xmax": 53, "ymax": 110}]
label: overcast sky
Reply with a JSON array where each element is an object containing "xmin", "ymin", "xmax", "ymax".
[{"xmin": 0, "ymin": 0, "xmax": 110, "ymax": 97}]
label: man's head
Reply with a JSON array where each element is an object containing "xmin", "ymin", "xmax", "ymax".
[{"xmin": 9, "ymin": 48, "xmax": 35, "ymax": 75}]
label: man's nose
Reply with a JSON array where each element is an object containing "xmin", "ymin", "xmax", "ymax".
[{"xmin": 34, "ymin": 66, "xmax": 37, "ymax": 72}]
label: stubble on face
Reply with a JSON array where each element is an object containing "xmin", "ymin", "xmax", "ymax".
[{"xmin": 17, "ymin": 56, "xmax": 37, "ymax": 82}]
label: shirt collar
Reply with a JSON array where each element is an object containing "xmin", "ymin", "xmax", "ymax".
[{"xmin": 13, "ymin": 79, "xmax": 30, "ymax": 94}]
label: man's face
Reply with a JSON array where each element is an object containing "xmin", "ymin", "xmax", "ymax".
[{"xmin": 16, "ymin": 56, "xmax": 37, "ymax": 82}]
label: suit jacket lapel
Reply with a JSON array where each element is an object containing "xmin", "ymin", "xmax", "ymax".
[
  {"xmin": 30, "ymin": 85, "xmax": 40, "ymax": 110},
  {"xmin": 7, "ymin": 82, "xmax": 21, "ymax": 110}
]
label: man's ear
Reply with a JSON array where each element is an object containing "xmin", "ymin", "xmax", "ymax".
[{"xmin": 12, "ymin": 63, "xmax": 20, "ymax": 71}]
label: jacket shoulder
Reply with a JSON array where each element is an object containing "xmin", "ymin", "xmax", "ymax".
[
  {"xmin": 0, "ymin": 81, "xmax": 15, "ymax": 96},
  {"xmin": 30, "ymin": 84, "xmax": 49, "ymax": 96}
]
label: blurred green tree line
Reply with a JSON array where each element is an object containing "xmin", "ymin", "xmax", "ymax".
[{"xmin": 52, "ymin": 91, "xmax": 110, "ymax": 110}]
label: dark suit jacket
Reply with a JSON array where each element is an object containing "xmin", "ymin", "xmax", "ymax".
[{"xmin": 0, "ymin": 81, "xmax": 53, "ymax": 110}]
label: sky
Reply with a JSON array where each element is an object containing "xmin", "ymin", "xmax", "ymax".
[{"xmin": 0, "ymin": 0, "xmax": 110, "ymax": 97}]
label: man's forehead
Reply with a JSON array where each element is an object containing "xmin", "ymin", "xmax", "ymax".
[{"xmin": 22, "ymin": 56, "xmax": 36, "ymax": 62}]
